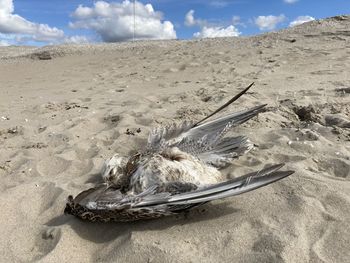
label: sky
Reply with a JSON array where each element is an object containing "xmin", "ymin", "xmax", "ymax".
[{"xmin": 0, "ymin": 0, "xmax": 349, "ymax": 46}]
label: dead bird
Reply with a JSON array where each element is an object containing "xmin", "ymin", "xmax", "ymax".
[{"xmin": 65, "ymin": 83, "xmax": 294, "ymax": 222}]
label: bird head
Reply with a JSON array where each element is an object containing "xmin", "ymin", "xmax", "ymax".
[{"xmin": 101, "ymin": 154, "xmax": 128, "ymax": 188}]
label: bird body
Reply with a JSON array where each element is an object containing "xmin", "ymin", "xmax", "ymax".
[
  {"xmin": 65, "ymin": 83, "xmax": 294, "ymax": 222},
  {"xmin": 130, "ymin": 147, "xmax": 223, "ymax": 194}
]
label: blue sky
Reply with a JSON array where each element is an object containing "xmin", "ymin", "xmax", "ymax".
[{"xmin": 0, "ymin": 0, "xmax": 349, "ymax": 46}]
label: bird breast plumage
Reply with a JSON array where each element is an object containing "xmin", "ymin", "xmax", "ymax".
[{"xmin": 129, "ymin": 147, "xmax": 222, "ymax": 194}]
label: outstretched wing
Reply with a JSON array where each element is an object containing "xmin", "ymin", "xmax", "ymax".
[
  {"xmin": 172, "ymin": 105, "xmax": 266, "ymax": 164},
  {"xmin": 147, "ymin": 105, "xmax": 266, "ymax": 167},
  {"xmin": 146, "ymin": 120, "xmax": 194, "ymax": 152},
  {"xmin": 146, "ymin": 83, "xmax": 266, "ymax": 166},
  {"xmin": 146, "ymin": 83, "xmax": 257, "ymax": 152},
  {"xmin": 65, "ymin": 164, "xmax": 294, "ymax": 222}
]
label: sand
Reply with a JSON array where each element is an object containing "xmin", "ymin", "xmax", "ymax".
[{"xmin": 0, "ymin": 15, "xmax": 349, "ymax": 263}]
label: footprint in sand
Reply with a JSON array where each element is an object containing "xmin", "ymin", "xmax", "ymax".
[
  {"xmin": 134, "ymin": 116, "xmax": 153, "ymax": 126},
  {"xmin": 252, "ymin": 233, "xmax": 284, "ymax": 258},
  {"xmin": 318, "ymin": 158, "xmax": 350, "ymax": 178},
  {"xmin": 102, "ymin": 114, "xmax": 121, "ymax": 127},
  {"xmin": 38, "ymin": 183, "xmax": 64, "ymax": 213},
  {"xmin": 36, "ymin": 156, "xmax": 71, "ymax": 177},
  {"xmin": 94, "ymin": 130, "xmax": 120, "ymax": 146},
  {"xmin": 273, "ymin": 153, "xmax": 307, "ymax": 163},
  {"xmin": 47, "ymin": 133, "xmax": 70, "ymax": 148},
  {"xmin": 9, "ymin": 226, "xmax": 61, "ymax": 262},
  {"xmin": 81, "ymin": 97, "xmax": 92, "ymax": 102},
  {"xmin": 312, "ymin": 223, "xmax": 350, "ymax": 262},
  {"xmin": 36, "ymin": 227, "xmax": 62, "ymax": 260},
  {"xmin": 74, "ymin": 143, "xmax": 100, "ymax": 160}
]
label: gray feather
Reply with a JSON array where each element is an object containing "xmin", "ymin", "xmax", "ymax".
[
  {"xmin": 197, "ymin": 136, "xmax": 253, "ymax": 167},
  {"xmin": 180, "ymin": 104, "xmax": 266, "ymax": 144},
  {"xmin": 147, "ymin": 120, "xmax": 194, "ymax": 152},
  {"xmin": 132, "ymin": 164, "xmax": 292, "ymax": 208},
  {"xmin": 146, "ymin": 104, "xmax": 266, "ymax": 163}
]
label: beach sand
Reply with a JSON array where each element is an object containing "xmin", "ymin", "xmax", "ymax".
[{"xmin": 0, "ymin": 15, "xmax": 349, "ymax": 263}]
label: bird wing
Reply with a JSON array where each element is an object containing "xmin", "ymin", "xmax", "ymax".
[
  {"xmin": 146, "ymin": 83, "xmax": 265, "ymax": 166},
  {"xmin": 172, "ymin": 104, "xmax": 265, "ymax": 164},
  {"xmin": 146, "ymin": 120, "xmax": 194, "ymax": 152},
  {"xmin": 195, "ymin": 136, "xmax": 253, "ymax": 168},
  {"xmin": 65, "ymin": 164, "xmax": 294, "ymax": 222},
  {"xmin": 147, "ymin": 104, "xmax": 266, "ymax": 167},
  {"xmin": 146, "ymin": 83, "xmax": 257, "ymax": 152}
]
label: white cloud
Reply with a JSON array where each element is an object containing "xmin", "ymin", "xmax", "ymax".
[
  {"xmin": 194, "ymin": 25, "xmax": 240, "ymax": 38},
  {"xmin": 70, "ymin": 0, "xmax": 176, "ymax": 42},
  {"xmin": 289, "ymin": 15, "xmax": 315, "ymax": 27},
  {"xmin": 0, "ymin": 0, "xmax": 64, "ymax": 43},
  {"xmin": 284, "ymin": 0, "xmax": 299, "ymax": 3},
  {"xmin": 64, "ymin": 35, "xmax": 90, "ymax": 44},
  {"xmin": 184, "ymin": 9, "xmax": 206, "ymax": 27},
  {"xmin": 185, "ymin": 10, "xmax": 196, "ymax": 26},
  {"xmin": 0, "ymin": 0, "xmax": 14, "ymax": 14},
  {"xmin": 254, "ymin": 15, "xmax": 286, "ymax": 30},
  {"xmin": 185, "ymin": 9, "xmax": 240, "ymax": 39}
]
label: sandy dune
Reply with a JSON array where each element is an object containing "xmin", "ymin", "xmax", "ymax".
[{"xmin": 0, "ymin": 15, "xmax": 349, "ymax": 262}]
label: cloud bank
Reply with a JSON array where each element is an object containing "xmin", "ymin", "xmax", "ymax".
[
  {"xmin": 194, "ymin": 25, "xmax": 240, "ymax": 38},
  {"xmin": 0, "ymin": 0, "xmax": 89, "ymax": 45},
  {"xmin": 254, "ymin": 14, "xmax": 286, "ymax": 30},
  {"xmin": 185, "ymin": 9, "xmax": 240, "ymax": 38},
  {"xmin": 0, "ymin": 0, "xmax": 64, "ymax": 43},
  {"xmin": 70, "ymin": 0, "xmax": 176, "ymax": 42}
]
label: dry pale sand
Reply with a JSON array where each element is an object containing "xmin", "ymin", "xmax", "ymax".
[{"xmin": 0, "ymin": 15, "xmax": 349, "ymax": 263}]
